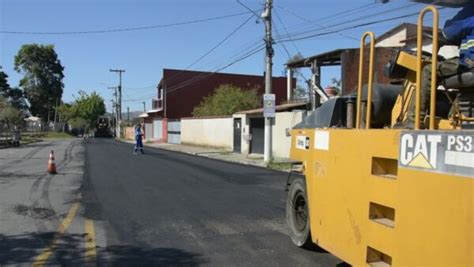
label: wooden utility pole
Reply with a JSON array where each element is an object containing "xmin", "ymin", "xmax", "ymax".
[
  {"xmin": 263, "ymin": 0, "xmax": 273, "ymax": 164},
  {"xmin": 108, "ymin": 86, "xmax": 119, "ymax": 138},
  {"xmin": 110, "ymin": 69, "xmax": 125, "ymax": 138},
  {"xmin": 110, "ymin": 99, "xmax": 116, "ymax": 137}
]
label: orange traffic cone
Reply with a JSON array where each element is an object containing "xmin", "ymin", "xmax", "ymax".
[{"xmin": 48, "ymin": 150, "xmax": 57, "ymax": 174}]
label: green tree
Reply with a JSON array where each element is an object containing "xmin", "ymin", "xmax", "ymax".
[
  {"xmin": 14, "ymin": 44, "xmax": 64, "ymax": 122},
  {"xmin": 193, "ymin": 84, "xmax": 260, "ymax": 117},
  {"xmin": 69, "ymin": 117, "xmax": 89, "ymax": 132},
  {"xmin": 8, "ymin": 87, "xmax": 28, "ymax": 111},
  {"xmin": 0, "ymin": 96, "xmax": 23, "ymax": 130},
  {"xmin": 0, "ymin": 71, "xmax": 28, "ymax": 111},
  {"xmin": 59, "ymin": 91, "xmax": 105, "ymax": 132},
  {"xmin": 0, "ymin": 71, "xmax": 10, "ymax": 99},
  {"xmin": 57, "ymin": 103, "xmax": 73, "ymax": 122},
  {"xmin": 71, "ymin": 91, "xmax": 106, "ymax": 128}
]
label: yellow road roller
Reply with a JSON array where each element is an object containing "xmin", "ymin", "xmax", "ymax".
[{"xmin": 286, "ymin": 5, "xmax": 473, "ymax": 266}]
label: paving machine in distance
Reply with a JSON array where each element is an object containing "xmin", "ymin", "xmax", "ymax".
[
  {"xmin": 94, "ymin": 116, "xmax": 113, "ymax": 137},
  {"xmin": 285, "ymin": 4, "xmax": 473, "ymax": 266}
]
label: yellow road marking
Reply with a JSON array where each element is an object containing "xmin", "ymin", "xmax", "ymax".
[
  {"xmin": 85, "ymin": 219, "xmax": 97, "ymax": 266},
  {"xmin": 33, "ymin": 202, "xmax": 80, "ymax": 267}
]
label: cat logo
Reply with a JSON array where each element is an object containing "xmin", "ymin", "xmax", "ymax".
[
  {"xmin": 400, "ymin": 133, "xmax": 442, "ymax": 169},
  {"xmin": 399, "ymin": 131, "xmax": 474, "ymax": 177}
]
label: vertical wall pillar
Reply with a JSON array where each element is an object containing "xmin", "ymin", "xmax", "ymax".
[
  {"xmin": 162, "ymin": 118, "xmax": 168, "ymax": 143},
  {"xmin": 311, "ymin": 60, "xmax": 322, "ymax": 109},
  {"xmin": 287, "ymin": 68, "xmax": 293, "ymax": 102}
]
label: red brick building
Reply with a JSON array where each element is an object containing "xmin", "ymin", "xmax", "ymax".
[
  {"xmin": 145, "ymin": 69, "xmax": 291, "ymax": 121},
  {"xmin": 140, "ymin": 69, "xmax": 293, "ymax": 142}
]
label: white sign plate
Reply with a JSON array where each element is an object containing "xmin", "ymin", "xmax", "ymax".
[
  {"xmin": 263, "ymin": 94, "xmax": 275, "ymax": 118},
  {"xmin": 314, "ymin": 131, "xmax": 329, "ymax": 151}
]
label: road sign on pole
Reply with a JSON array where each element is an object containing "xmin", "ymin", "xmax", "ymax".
[{"xmin": 263, "ymin": 94, "xmax": 275, "ymax": 118}]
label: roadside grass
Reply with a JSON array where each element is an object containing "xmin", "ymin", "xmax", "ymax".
[
  {"xmin": 0, "ymin": 131, "xmax": 74, "ymax": 148},
  {"xmin": 268, "ymin": 161, "xmax": 293, "ymax": 171},
  {"xmin": 42, "ymin": 132, "xmax": 75, "ymax": 139},
  {"xmin": 20, "ymin": 135, "xmax": 42, "ymax": 145}
]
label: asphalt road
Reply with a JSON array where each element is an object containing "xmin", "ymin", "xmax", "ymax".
[
  {"xmin": 0, "ymin": 138, "xmax": 343, "ymax": 266},
  {"xmin": 82, "ymin": 138, "xmax": 343, "ymax": 266},
  {"xmin": 0, "ymin": 139, "xmax": 86, "ymax": 266}
]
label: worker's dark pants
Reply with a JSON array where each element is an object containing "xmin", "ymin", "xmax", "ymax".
[
  {"xmin": 407, "ymin": 58, "xmax": 459, "ymax": 128},
  {"xmin": 134, "ymin": 138, "xmax": 144, "ymax": 153}
]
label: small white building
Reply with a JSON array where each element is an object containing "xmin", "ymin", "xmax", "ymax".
[
  {"xmin": 232, "ymin": 102, "xmax": 307, "ymax": 159},
  {"xmin": 24, "ymin": 116, "xmax": 41, "ymax": 132},
  {"xmin": 375, "ymin": 22, "xmax": 459, "ymax": 59}
]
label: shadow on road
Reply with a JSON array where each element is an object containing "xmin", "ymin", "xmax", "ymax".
[
  {"xmin": 137, "ymin": 150, "xmax": 164, "ymax": 157},
  {"xmin": 99, "ymin": 246, "xmax": 208, "ymax": 266},
  {"xmin": 0, "ymin": 232, "xmax": 57, "ymax": 265},
  {"xmin": 0, "ymin": 232, "xmax": 207, "ymax": 266}
]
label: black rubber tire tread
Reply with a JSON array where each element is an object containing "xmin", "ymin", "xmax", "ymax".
[{"xmin": 286, "ymin": 176, "xmax": 313, "ymax": 248}]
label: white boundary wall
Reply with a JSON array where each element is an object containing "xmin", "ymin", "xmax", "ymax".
[
  {"xmin": 233, "ymin": 111, "xmax": 304, "ymax": 159},
  {"xmin": 181, "ymin": 117, "xmax": 233, "ymax": 149},
  {"xmin": 272, "ymin": 111, "xmax": 304, "ymax": 158}
]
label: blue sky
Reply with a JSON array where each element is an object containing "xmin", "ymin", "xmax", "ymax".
[{"xmin": 0, "ymin": 0, "xmax": 459, "ymax": 112}]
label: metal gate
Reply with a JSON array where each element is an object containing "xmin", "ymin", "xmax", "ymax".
[
  {"xmin": 233, "ymin": 118, "xmax": 242, "ymax": 153},
  {"xmin": 167, "ymin": 120, "xmax": 181, "ymax": 144},
  {"xmin": 144, "ymin": 123, "xmax": 153, "ymax": 140},
  {"xmin": 249, "ymin": 118, "xmax": 264, "ymax": 154},
  {"xmin": 153, "ymin": 119, "xmax": 163, "ymax": 139}
]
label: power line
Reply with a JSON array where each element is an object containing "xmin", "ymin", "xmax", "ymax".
[
  {"xmin": 272, "ymin": 10, "xmax": 311, "ymax": 85},
  {"xmin": 154, "ymin": 14, "xmax": 257, "ymax": 94},
  {"xmin": 122, "ymin": 15, "xmax": 262, "ymax": 102},
  {"xmin": 0, "ymin": 10, "xmax": 254, "ymax": 35},
  {"xmin": 168, "ymin": 14, "xmax": 255, "ymax": 83},
  {"xmin": 273, "ymin": 10, "xmax": 301, "ymax": 55},
  {"xmin": 276, "ymin": 1, "xmax": 377, "ymax": 34},
  {"xmin": 119, "ymin": 3, "xmax": 454, "ymax": 105},
  {"xmin": 121, "ymin": 43, "xmax": 264, "ymax": 102},
  {"xmin": 186, "ymin": 14, "xmax": 254, "ymax": 69},
  {"xmin": 102, "ymin": 12, "xmax": 258, "ymax": 100},
  {"xmin": 158, "ymin": 44, "xmax": 265, "ymax": 96},
  {"xmin": 124, "ymin": 85, "xmax": 156, "ymax": 90},
  {"xmin": 275, "ymin": 7, "xmax": 446, "ymax": 43},
  {"xmin": 274, "ymin": 4, "xmax": 311, "ymax": 23},
  {"xmin": 272, "ymin": 18, "xmax": 292, "ymax": 59},
  {"xmin": 166, "ymin": 45, "xmax": 265, "ymax": 95},
  {"xmin": 236, "ymin": 0, "xmax": 262, "ymax": 21},
  {"xmin": 116, "ymin": 3, "xmax": 431, "ymax": 101},
  {"xmin": 191, "ymin": 38, "xmax": 263, "ymax": 71},
  {"xmin": 275, "ymin": 3, "xmax": 420, "ymax": 41},
  {"xmin": 276, "ymin": 2, "xmax": 418, "ymax": 40},
  {"xmin": 305, "ymin": 1, "xmax": 376, "ymax": 23},
  {"xmin": 275, "ymin": 6, "xmax": 357, "ymax": 50},
  {"xmin": 122, "ymin": 43, "xmax": 265, "ymax": 101}
]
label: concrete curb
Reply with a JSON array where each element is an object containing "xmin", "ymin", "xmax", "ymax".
[{"xmin": 117, "ymin": 139, "xmax": 290, "ymax": 173}]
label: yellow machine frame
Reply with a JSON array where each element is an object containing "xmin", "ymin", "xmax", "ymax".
[
  {"xmin": 416, "ymin": 6, "xmax": 439, "ymax": 130},
  {"xmin": 289, "ymin": 6, "xmax": 473, "ymax": 266}
]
